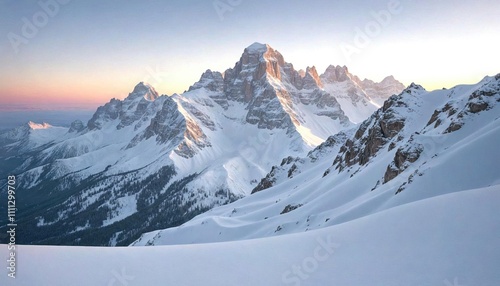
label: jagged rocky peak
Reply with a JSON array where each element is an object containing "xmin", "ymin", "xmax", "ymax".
[
  {"xmin": 128, "ymin": 95, "xmax": 184, "ymax": 148},
  {"xmin": 188, "ymin": 69, "xmax": 224, "ymax": 92},
  {"xmin": 404, "ymin": 82, "xmax": 426, "ymax": 93},
  {"xmin": 244, "ymin": 42, "xmax": 283, "ymax": 62},
  {"xmin": 127, "ymin": 82, "xmax": 159, "ymax": 101},
  {"xmin": 320, "ymin": 65, "xmax": 351, "ymax": 83},
  {"xmin": 223, "ymin": 43, "xmax": 284, "ymax": 102},
  {"xmin": 239, "ymin": 42, "xmax": 270, "ymax": 66},
  {"xmin": 237, "ymin": 42, "xmax": 285, "ymax": 80},
  {"xmin": 380, "ymin": 75, "xmax": 398, "ymax": 84},
  {"xmin": 68, "ymin": 120, "xmax": 85, "ymax": 133},
  {"xmin": 331, "ymin": 89, "xmax": 412, "ymax": 173},
  {"xmin": 87, "ymin": 98, "xmax": 122, "ymax": 130},
  {"xmin": 117, "ymin": 82, "xmax": 164, "ymax": 130},
  {"xmin": 426, "ymin": 74, "xmax": 500, "ymax": 134},
  {"xmin": 363, "ymin": 75, "xmax": 399, "ymax": 86},
  {"xmin": 303, "ymin": 66, "xmax": 323, "ymax": 89},
  {"xmin": 360, "ymin": 75, "xmax": 406, "ymax": 106},
  {"xmin": 87, "ymin": 82, "xmax": 159, "ymax": 130},
  {"xmin": 381, "ymin": 83, "xmax": 424, "ymax": 112}
]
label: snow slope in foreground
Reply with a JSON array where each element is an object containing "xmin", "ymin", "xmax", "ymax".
[{"xmin": 1, "ymin": 185, "xmax": 499, "ymax": 286}]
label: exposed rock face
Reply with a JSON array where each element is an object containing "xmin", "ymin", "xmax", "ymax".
[
  {"xmin": 175, "ymin": 117, "xmax": 211, "ymax": 158},
  {"xmin": 68, "ymin": 120, "xmax": 85, "ymax": 133},
  {"xmin": 320, "ymin": 64, "xmax": 403, "ymax": 104},
  {"xmin": 384, "ymin": 142, "xmax": 423, "ymax": 183},
  {"xmin": 280, "ymin": 204, "xmax": 303, "ymax": 214},
  {"xmin": 184, "ymin": 43, "xmax": 294, "ymax": 133},
  {"xmin": 186, "ymin": 43, "xmax": 352, "ymax": 136},
  {"xmin": 252, "ymin": 131, "xmax": 350, "ymax": 194},
  {"xmin": 425, "ymin": 75, "xmax": 500, "ymax": 135},
  {"xmin": 468, "ymin": 102, "xmax": 489, "ymax": 113},
  {"xmin": 308, "ymin": 132, "xmax": 349, "ymax": 162},
  {"xmin": 444, "ymin": 122, "xmax": 463, "ymax": 133},
  {"xmin": 332, "ymin": 85, "xmax": 420, "ymax": 172},
  {"xmin": 360, "ymin": 75, "xmax": 406, "ymax": 105},
  {"xmin": 87, "ymin": 98, "xmax": 122, "ymax": 130},
  {"xmin": 245, "ymin": 85, "xmax": 296, "ymax": 131},
  {"xmin": 117, "ymin": 83, "xmax": 159, "ymax": 130},
  {"xmin": 284, "ymin": 64, "xmax": 304, "ymax": 90},
  {"xmin": 187, "ymin": 43, "xmax": 404, "ymax": 139},
  {"xmin": 189, "ymin": 70, "xmax": 224, "ymax": 93},
  {"xmin": 129, "ymin": 96, "xmax": 184, "ymax": 148},
  {"xmin": 125, "ymin": 95, "xmax": 210, "ymax": 158},
  {"xmin": 317, "ymin": 65, "xmax": 406, "ymax": 124},
  {"xmin": 251, "ymin": 166, "xmax": 279, "ymax": 194},
  {"xmin": 303, "ymin": 66, "xmax": 323, "ymax": 89},
  {"xmin": 426, "ymin": 103, "xmax": 456, "ymax": 128},
  {"xmin": 290, "ymin": 86, "xmax": 350, "ymax": 124},
  {"xmin": 224, "ymin": 43, "xmax": 278, "ymax": 102},
  {"xmin": 251, "ymin": 155, "xmax": 304, "ymax": 194},
  {"xmin": 176, "ymin": 96, "xmax": 217, "ymax": 132},
  {"xmin": 320, "ymin": 65, "xmax": 351, "ymax": 83},
  {"xmin": 129, "ymin": 82, "xmax": 159, "ymax": 101},
  {"xmin": 466, "ymin": 82, "xmax": 499, "ymax": 113},
  {"xmin": 333, "ymin": 113, "xmax": 400, "ymax": 171},
  {"xmin": 87, "ymin": 82, "xmax": 159, "ymax": 131},
  {"xmin": 297, "ymin": 69, "xmax": 306, "ymax": 78}
]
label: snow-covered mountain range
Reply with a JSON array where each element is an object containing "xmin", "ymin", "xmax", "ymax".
[
  {"xmin": 0, "ymin": 43, "xmax": 404, "ymax": 246},
  {"xmin": 133, "ymin": 72, "xmax": 500, "ymax": 246},
  {"xmin": 0, "ymin": 42, "xmax": 499, "ymax": 286}
]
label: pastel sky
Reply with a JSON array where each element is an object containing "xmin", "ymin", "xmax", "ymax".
[{"xmin": 0, "ymin": 0, "xmax": 498, "ymax": 110}]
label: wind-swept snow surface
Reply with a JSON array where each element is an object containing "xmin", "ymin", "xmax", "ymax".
[
  {"xmin": 134, "ymin": 75, "xmax": 500, "ymax": 246},
  {"xmin": 1, "ymin": 186, "xmax": 499, "ymax": 286}
]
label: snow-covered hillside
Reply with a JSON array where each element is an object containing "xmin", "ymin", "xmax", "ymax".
[
  {"xmin": 134, "ymin": 74, "xmax": 500, "ymax": 246},
  {"xmin": 2, "ymin": 185, "xmax": 499, "ymax": 286}
]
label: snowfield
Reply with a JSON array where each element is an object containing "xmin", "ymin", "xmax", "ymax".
[{"xmin": 1, "ymin": 185, "xmax": 499, "ymax": 286}]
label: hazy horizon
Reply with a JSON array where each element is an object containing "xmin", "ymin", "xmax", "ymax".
[{"xmin": 0, "ymin": 109, "xmax": 95, "ymax": 131}]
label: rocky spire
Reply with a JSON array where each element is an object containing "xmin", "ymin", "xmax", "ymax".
[
  {"xmin": 320, "ymin": 65, "xmax": 351, "ymax": 83},
  {"xmin": 127, "ymin": 82, "xmax": 159, "ymax": 101},
  {"xmin": 303, "ymin": 66, "xmax": 323, "ymax": 89},
  {"xmin": 188, "ymin": 69, "xmax": 224, "ymax": 92}
]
